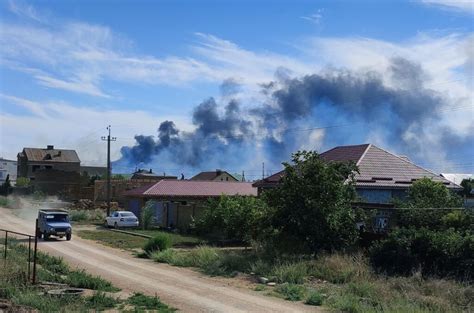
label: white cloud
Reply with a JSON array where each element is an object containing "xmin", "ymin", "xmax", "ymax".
[
  {"xmin": 301, "ymin": 9, "xmax": 324, "ymax": 24},
  {"xmin": 8, "ymin": 0, "xmax": 46, "ymax": 23},
  {"xmin": 420, "ymin": 0, "xmax": 474, "ymax": 13},
  {"xmin": 0, "ymin": 95, "xmax": 193, "ymax": 164}
]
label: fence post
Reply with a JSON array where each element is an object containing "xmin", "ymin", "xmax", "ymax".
[
  {"xmin": 28, "ymin": 236, "xmax": 32, "ymax": 281},
  {"xmin": 4, "ymin": 231, "xmax": 7, "ymax": 260},
  {"xmin": 32, "ymin": 235, "xmax": 38, "ymax": 284}
]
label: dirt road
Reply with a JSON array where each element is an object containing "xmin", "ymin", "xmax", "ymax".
[{"xmin": 0, "ymin": 207, "xmax": 318, "ymax": 312}]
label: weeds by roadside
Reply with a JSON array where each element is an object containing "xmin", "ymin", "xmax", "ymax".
[
  {"xmin": 0, "ymin": 241, "xmax": 175, "ymax": 312},
  {"xmin": 151, "ymin": 246, "xmax": 472, "ymax": 312}
]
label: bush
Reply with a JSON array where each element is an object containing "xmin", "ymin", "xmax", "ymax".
[
  {"xmin": 15, "ymin": 177, "xmax": 30, "ymax": 187},
  {"xmin": 127, "ymin": 292, "xmax": 174, "ymax": 311},
  {"xmin": 66, "ymin": 270, "xmax": 119, "ymax": 292},
  {"xmin": 141, "ymin": 201, "xmax": 155, "ymax": 230},
  {"xmin": 309, "ymin": 253, "xmax": 370, "ymax": 284},
  {"xmin": 144, "ymin": 234, "xmax": 172, "ymax": 254},
  {"xmin": 263, "ymin": 150, "xmax": 359, "ymax": 253},
  {"xmin": 370, "ymin": 228, "xmax": 473, "ymax": 280},
  {"xmin": 275, "ymin": 283, "xmax": 305, "ymax": 301},
  {"xmin": 0, "ymin": 196, "xmax": 9, "ymax": 207},
  {"xmin": 85, "ymin": 292, "xmax": 117, "ymax": 311},
  {"xmin": 69, "ymin": 210, "xmax": 88, "ymax": 222},
  {"xmin": 305, "ymin": 290, "xmax": 323, "ymax": 306},
  {"xmin": 272, "ymin": 261, "xmax": 308, "ymax": 284},
  {"xmin": 195, "ymin": 195, "xmax": 269, "ymax": 243}
]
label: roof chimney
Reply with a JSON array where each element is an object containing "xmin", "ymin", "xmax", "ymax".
[
  {"xmin": 149, "ymin": 168, "xmax": 153, "ymax": 173},
  {"xmin": 47, "ymin": 145, "xmax": 54, "ymax": 150},
  {"xmin": 216, "ymin": 169, "xmax": 222, "ymax": 175}
]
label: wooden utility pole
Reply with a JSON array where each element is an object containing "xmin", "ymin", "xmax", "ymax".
[{"xmin": 101, "ymin": 125, "xmax": 116, "ymax": 216}]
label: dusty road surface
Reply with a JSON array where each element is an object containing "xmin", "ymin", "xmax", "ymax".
[{"xmin": 0, "ymin": 207, "xmax": 319, "ymax": 313}]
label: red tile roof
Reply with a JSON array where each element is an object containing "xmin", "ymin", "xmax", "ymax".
[
  {"xmin": 252, "ymin": 144, "xmax": 460, "ymax": 190},
  {"xmin": 125, "ymin": 180, "xmax": 257, "ymax": 198}
]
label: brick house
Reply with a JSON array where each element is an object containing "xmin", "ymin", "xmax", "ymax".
[
  {"xmin": 17, "ymin": 145, "xmax": 81, "ymax": 198},
  {"xmin": 124, "ymin": 180, "xmax": 257, "ymax": 230}
]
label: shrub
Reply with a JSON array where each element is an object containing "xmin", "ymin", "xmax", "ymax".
[
  {"xmin": 370, "ymin": 228, "xmax": 473, "ymax": 280},
  {"xmin": 275, "ymin": 283, "xmax": 305, "ymax": 301},
  {"xmin": 127, "ymin": 292, "xmax": 175, "ymax": 311},
  {"xmin": 309, "ymin": 253, "xmax": 370, "ymax": 284},
  {"xmin": 0, "ymin": 196, "xmax": 9, "ymax": 207},
  {"xmin": 66, "ymin": 270, "xmax": 119, "ymax": 292},
  {"xmin": 195, "ymin": 195, "xmax": 269, "ymax": 243},
  {"xmin": 69, "ymin": 210, "xmax": 88, "ymax": 222},
  {"xmin": 85, "ymin": 292, "xmax": 117, "ymax": 311},
  {"xmin": 141, "ymin": 201, "xmax": 155, "ymax": 230},
  {"xmin": 272, "ymin": 261, "xmax": 308, "ymax": 284},
  {"xmin": 15, "ymin": 177, "xmax": 30, "ymax": 187},
  {"xmin": 305, "ymin": 290, "xmax": 323, "ymax": 306},
  {"xmin": 263, "ymin": 150, "xmax": 359, "ymax": 253},
  {"xmin": 144, "ymin": 234, "xmax": 172, "ymax": 254}
]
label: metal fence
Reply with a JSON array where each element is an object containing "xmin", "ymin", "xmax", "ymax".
[{"xmin": 0, "ymin": 228, "xmax": 38, "ymax": 284}]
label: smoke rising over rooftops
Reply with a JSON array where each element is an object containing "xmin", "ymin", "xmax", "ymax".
[{"xmin": 115, "ymin": 57, "xmax": 473, "ymax": 176}]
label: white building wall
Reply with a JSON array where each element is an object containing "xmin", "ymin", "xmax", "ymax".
[{"xmin": 0, "ymin": 158, "xmax": 17, "ymax": 185}]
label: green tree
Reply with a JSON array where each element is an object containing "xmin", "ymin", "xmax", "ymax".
[
  {"xmin": 460, "ymin": 178, "xmax": 473, "ymax": 197},
  {"xmin": 15, "ymin": 177, "xmax": 30, "ymax": 187},
  {"xmin": 264, "ymin": 150, "xmax": 359, "ymax": 253},
  {"xmin": 0, "ymin": 174, "xmax": 12, "ymax": 195},
  {"xmin": 406, "ymin": 177, "xmax": 462, "ymax": 208},
  {"xmin": 195, "ymin": 195, "xmax": 269, "ymax": 243},
  {"xmin": 396, "ymin": 178, "xmax": 464, "ymax": 229}
]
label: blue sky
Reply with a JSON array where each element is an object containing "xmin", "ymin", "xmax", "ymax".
[{"xmin": 0, "ymin": 0, "xmax": 473, "ymax": 177}]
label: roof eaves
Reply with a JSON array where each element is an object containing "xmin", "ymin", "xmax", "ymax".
[{"xmin": 371, "ymin": 145, "xmax": 462, "ymax": 189}]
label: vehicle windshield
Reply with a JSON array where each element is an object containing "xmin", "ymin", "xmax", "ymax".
[
  {"xmin": 45, "ymin": 214, "xmax": 69, "ymax": 222},
  {"xmin": 121, "ymin": 212, "xmax": 134, "ymax": 217}
]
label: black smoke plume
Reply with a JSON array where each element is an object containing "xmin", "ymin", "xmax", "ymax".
[{"xmin": 115, "ymin": 57, "xmax": 472, "ymax": 174}]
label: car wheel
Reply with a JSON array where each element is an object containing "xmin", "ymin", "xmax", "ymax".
[
  {"xmin": 114, "ymin": 222, "xmax": 118, "ymax": 229},
  {"xmin": 104, "ymin": 220, "xmax": 109, "ymax": 228},
  {"xmin": 44, "ymin": 234, "xmax": 50, "ymax": 241},
  {"xmin": 66, "ymin": 234, "xmax": 72, "ymax": 241}
]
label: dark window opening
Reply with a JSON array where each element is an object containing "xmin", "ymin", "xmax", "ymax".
[{"xmin": 32, "ymin": 165, "xmax": 40, "ymax": 172}]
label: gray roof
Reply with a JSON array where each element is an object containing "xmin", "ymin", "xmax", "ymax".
[
  {"xmin": 254, "ymin": 144, "xmax": 461, "ymax": 190},
  {"xmin": 336, "ymin": 144, "xmax": 460, "ymax": 189},
  {"xmin": 21, "ymin": 147, "xmax": 80, "ymax": 163}
]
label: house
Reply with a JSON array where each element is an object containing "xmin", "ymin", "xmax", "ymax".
[
  {"xmin": 253, "ymin": 144, "xmax": 461, "ymax": 206},
  {"xmin": 131, "ymin": 169, "xmax": 177, "ymax": 181},
  {"xmin": 190, "ymin": 169, "xmax": 238, "ymax": 182},
  {"xmin": 80, "ymin": 166, "xmax": 107, "ymax": 178},
  {"xmin": 17, "ymin": 145, "xmax": 81, "ymax": 198},
  {"xmin": 441, "ymin": 173, "xmax": 474, "ymax": 208},
  {"xmin": 93, "ymin": 169, "xmax": 177, "ymax": 205},
  {"xmin": 124, "ymin": 180, "xmax": 257, "ymax": 229},
  {"xmin": 0, "ymin": 158, "xmax": 17, "ymax": 185}
]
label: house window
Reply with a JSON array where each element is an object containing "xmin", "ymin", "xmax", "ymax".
[
  {"xmin": 32, "ymin": 165, "xmax": 40, "ymax": 172},
  {"xmin": 45, "ymin": 166, "xmax": 53, "ymax": 170},
  {"xmin": 226, "ymin": 177, "xmax": 229, "ymax": 181}
]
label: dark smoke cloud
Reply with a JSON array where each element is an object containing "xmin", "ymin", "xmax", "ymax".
[{"xmin": 115, "ymin": 57, "xmax": 472, "ymax": 174}]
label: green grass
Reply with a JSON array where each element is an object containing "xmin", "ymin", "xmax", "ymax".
[
  {"xmin": 0, "ymin": 196, "xmax": 9, "ymax": 207},
  {"xmin": 126, "ymin": 292, "xmax": 176, "ymax": 312},
  {"xmin": 274, "ymin": 283, "xmax": 306, "ymax": 301},
  {"xmin": 77, "ymin": 228, "xmax": 205, "ymax": 251},
  {"xmin": 305, "ymin": 290, "xmax": 323, "ymax": 306},
  {"xmin": 0, "ymin": 240, "xmax": 176, "ymax": 312},
  {"xmin": 78, "ymin": 229, "xmax": 147, "ymax": 250},
  {"xmin": 131, "ymin": 229, "xmax": 204, "ymax": 247},
  {"xmin": 150, "ymin": 246, "xmax": 472, "ymax": 311}
]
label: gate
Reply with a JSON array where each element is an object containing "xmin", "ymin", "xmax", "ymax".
[{"xmin": 0, "ymin": 228, "xmax": 38, "ymax": 284}]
